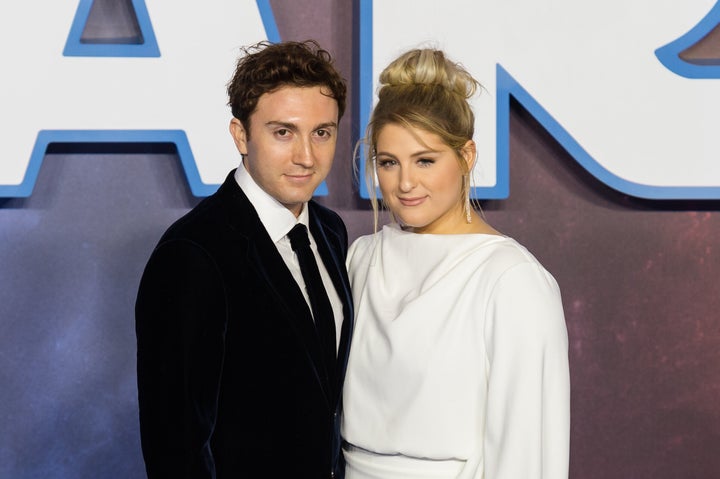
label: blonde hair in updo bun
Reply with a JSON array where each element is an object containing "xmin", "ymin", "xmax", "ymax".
[{"xmin": 361, "ymin": 48, "xmax": 482, "ymax": 230}]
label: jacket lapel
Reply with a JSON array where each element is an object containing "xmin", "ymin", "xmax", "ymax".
[
  {"xmin": 308, "ymin": 205, "xmax": 354, "ymax": 400},
  {"xmin": 217, "ymin": 174, "xmax": 332, "ymax": 406}
]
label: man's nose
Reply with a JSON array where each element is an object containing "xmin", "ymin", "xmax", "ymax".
[{"xmin": 293, "ymin": 137, "xmax": 314, "ymax": 167}]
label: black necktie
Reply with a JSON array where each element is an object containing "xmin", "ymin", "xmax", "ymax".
[{"xmin": 288, "ymin": 224, "xmax": 337, "ymax": 377}]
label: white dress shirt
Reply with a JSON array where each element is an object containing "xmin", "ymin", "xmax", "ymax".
[{"xmin": 234, "ymin": 164, "xmax": 343, "ymax": 350}]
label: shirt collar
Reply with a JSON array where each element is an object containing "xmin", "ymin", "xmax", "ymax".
[{"xmin": 234, "ymin": 162, "xmax": 309, "ymax": 243}]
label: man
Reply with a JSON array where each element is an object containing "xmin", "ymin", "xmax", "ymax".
[{"xmin": 135, "ymin": 40, "xmax": 352, "ymax": 478}]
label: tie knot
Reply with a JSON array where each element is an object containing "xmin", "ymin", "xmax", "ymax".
[{"xmin": 288, "ymin": 223, "xmax": 310, "ymax": 252}]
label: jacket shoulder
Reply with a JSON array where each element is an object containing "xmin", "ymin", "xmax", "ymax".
[
  {"xmin": 309, "ymin": 200, "xmax": 347, "ymax": 245},
  {"xmin": 309, "ymin": 201, "xmax": 345, "ymax": 231}
]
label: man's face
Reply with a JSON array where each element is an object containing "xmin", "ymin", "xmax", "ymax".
[{"xmin": 230, "ymin": 85, "xmax": 339, "ymax": 217}]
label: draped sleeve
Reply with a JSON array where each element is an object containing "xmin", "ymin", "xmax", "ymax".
[{"xmin": 483, "ymin": 262, "xmax": 570, "ymax": 479}]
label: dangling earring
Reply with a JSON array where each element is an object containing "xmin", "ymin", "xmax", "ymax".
[{"xmin": 464, "ymin": 174, "xmax": 472, "ymax": 224}]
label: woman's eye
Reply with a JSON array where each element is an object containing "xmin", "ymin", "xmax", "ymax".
[
  {"xmin": 377, "ymin": 159, "xmax": 397, "ymax": 168},
  {"xmin": 418, "ymin": 158, "xmax": 435, "ymax": 166}
]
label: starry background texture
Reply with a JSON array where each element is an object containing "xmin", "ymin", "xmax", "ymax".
[{"xmin": 0, "ymin": 0, "xmax": 718, "ymax": 478}]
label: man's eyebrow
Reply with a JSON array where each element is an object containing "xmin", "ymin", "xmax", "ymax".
[
  {"xmin": 263, "ymin": 121, "xmax": 338, "ymax": 131},
  {"xmin": 264, "ymin": 121, "xmax": 298, "ymax": 130}
]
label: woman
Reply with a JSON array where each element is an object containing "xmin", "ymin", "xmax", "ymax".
[{"xmin": 342, "ymin": 48, "xmax": 570, "ymax": 478}]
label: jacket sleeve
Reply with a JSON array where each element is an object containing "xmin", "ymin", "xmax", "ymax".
[{"xmin": 135, "ymin": 239, "xmax": 227, "ymax": 479}]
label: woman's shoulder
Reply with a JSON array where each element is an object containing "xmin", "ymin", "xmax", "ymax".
[
  {"xmin": 347, "ymin": 230, "xmax": 383, "ymax": 265},
  {"xmin": 486, "ymin": 239, "xmax": 561, "ymax": 295},
  {"xmin": 349, "ymin": 230, "xmax": 380, "ymax": 251},
  {"xmin": 463, "ymin": 236, "xmax": 558, "ymax": 293},
  {"xmin": 474, "ymin": 235, "xmax": 541, "ymax": 268},
  {"xmin": 349, "ymin": 231, "xmax": 379, "ymax": 247}
]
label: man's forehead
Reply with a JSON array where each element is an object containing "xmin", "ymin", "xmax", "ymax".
[{"xmin": 249, "ymin": 85, "xmax": 339, "ymax": 125}]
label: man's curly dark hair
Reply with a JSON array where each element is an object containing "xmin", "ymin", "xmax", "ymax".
[{"xmin": 227, "ymin": 40, "xmax": 347, "ymax": 135}]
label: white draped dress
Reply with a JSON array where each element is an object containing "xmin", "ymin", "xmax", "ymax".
[{"xmin": 342, "ymin": 225, "xmax": 570, "ymax": 479}]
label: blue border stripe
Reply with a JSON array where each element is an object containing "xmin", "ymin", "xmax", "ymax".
[
  {"xmin": 358, "ymin": 0, "xmax": 373, "ymax": 199},
  {"xmin": 1, "ymin": 127, "xmax": 329, "ymax": 199},
  {"xmin": 655, "ymin": 1, "xmax": 720, "ymax": 78},
  {"xmin": 63, "ymin": 0, "xmax": 160, "ymax": 57},
  {"xmin": 256, "ymin": 0, "xmax": 281, "ymax": 43},
  {"xmin": 498, "ymin": 64, "xmax": 720, "ymax": 199},
  {"xmin": 494, "ymin": 66, "xmax": 512, "ymax": 200},
  {"xmin": 1, "ymin": 130, "xmax": 218, "ymax": 198}
]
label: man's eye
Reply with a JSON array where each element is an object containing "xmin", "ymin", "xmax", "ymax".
[{"xmin": 275, "ymin": 129, "xmax": 290, "ymax": 137}]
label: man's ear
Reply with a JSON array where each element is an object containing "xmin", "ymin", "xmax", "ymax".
[{"xmin": 229, "ymin": 118, "xmax": 248, "ymax": 156}]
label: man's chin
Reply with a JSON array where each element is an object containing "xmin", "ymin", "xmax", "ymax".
[{"xmin": 288, "ymin": 182, "xmax": 324, "ymax": 200}]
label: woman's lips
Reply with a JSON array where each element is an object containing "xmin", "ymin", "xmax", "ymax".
[{"xmin": 397, "ymin": 196, "xmax": 426, "ymax": 207}]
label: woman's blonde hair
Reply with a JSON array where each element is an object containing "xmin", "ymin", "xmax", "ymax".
[{"xmin": 360, "ymin": 48, "xmax": 482, "ymax": 230}]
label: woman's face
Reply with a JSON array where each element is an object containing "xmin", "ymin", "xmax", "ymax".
[{"xmin": 375, "ymin": 123, "xmax": 473, "ymax": 234}]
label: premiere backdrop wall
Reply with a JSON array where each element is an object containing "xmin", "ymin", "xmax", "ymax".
[{"xmin": 1, "ymin": 1, "xmax": 719, "ymax": 478}]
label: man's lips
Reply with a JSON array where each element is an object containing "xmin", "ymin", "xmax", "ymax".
[{"xmin": 285, "ymin": 172, "xmax": 314, "ymax": 182}]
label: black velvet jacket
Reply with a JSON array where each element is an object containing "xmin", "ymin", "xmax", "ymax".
[{"xmin": 135, "ymin": 171, "xmax": 353, "ymax": 478}]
